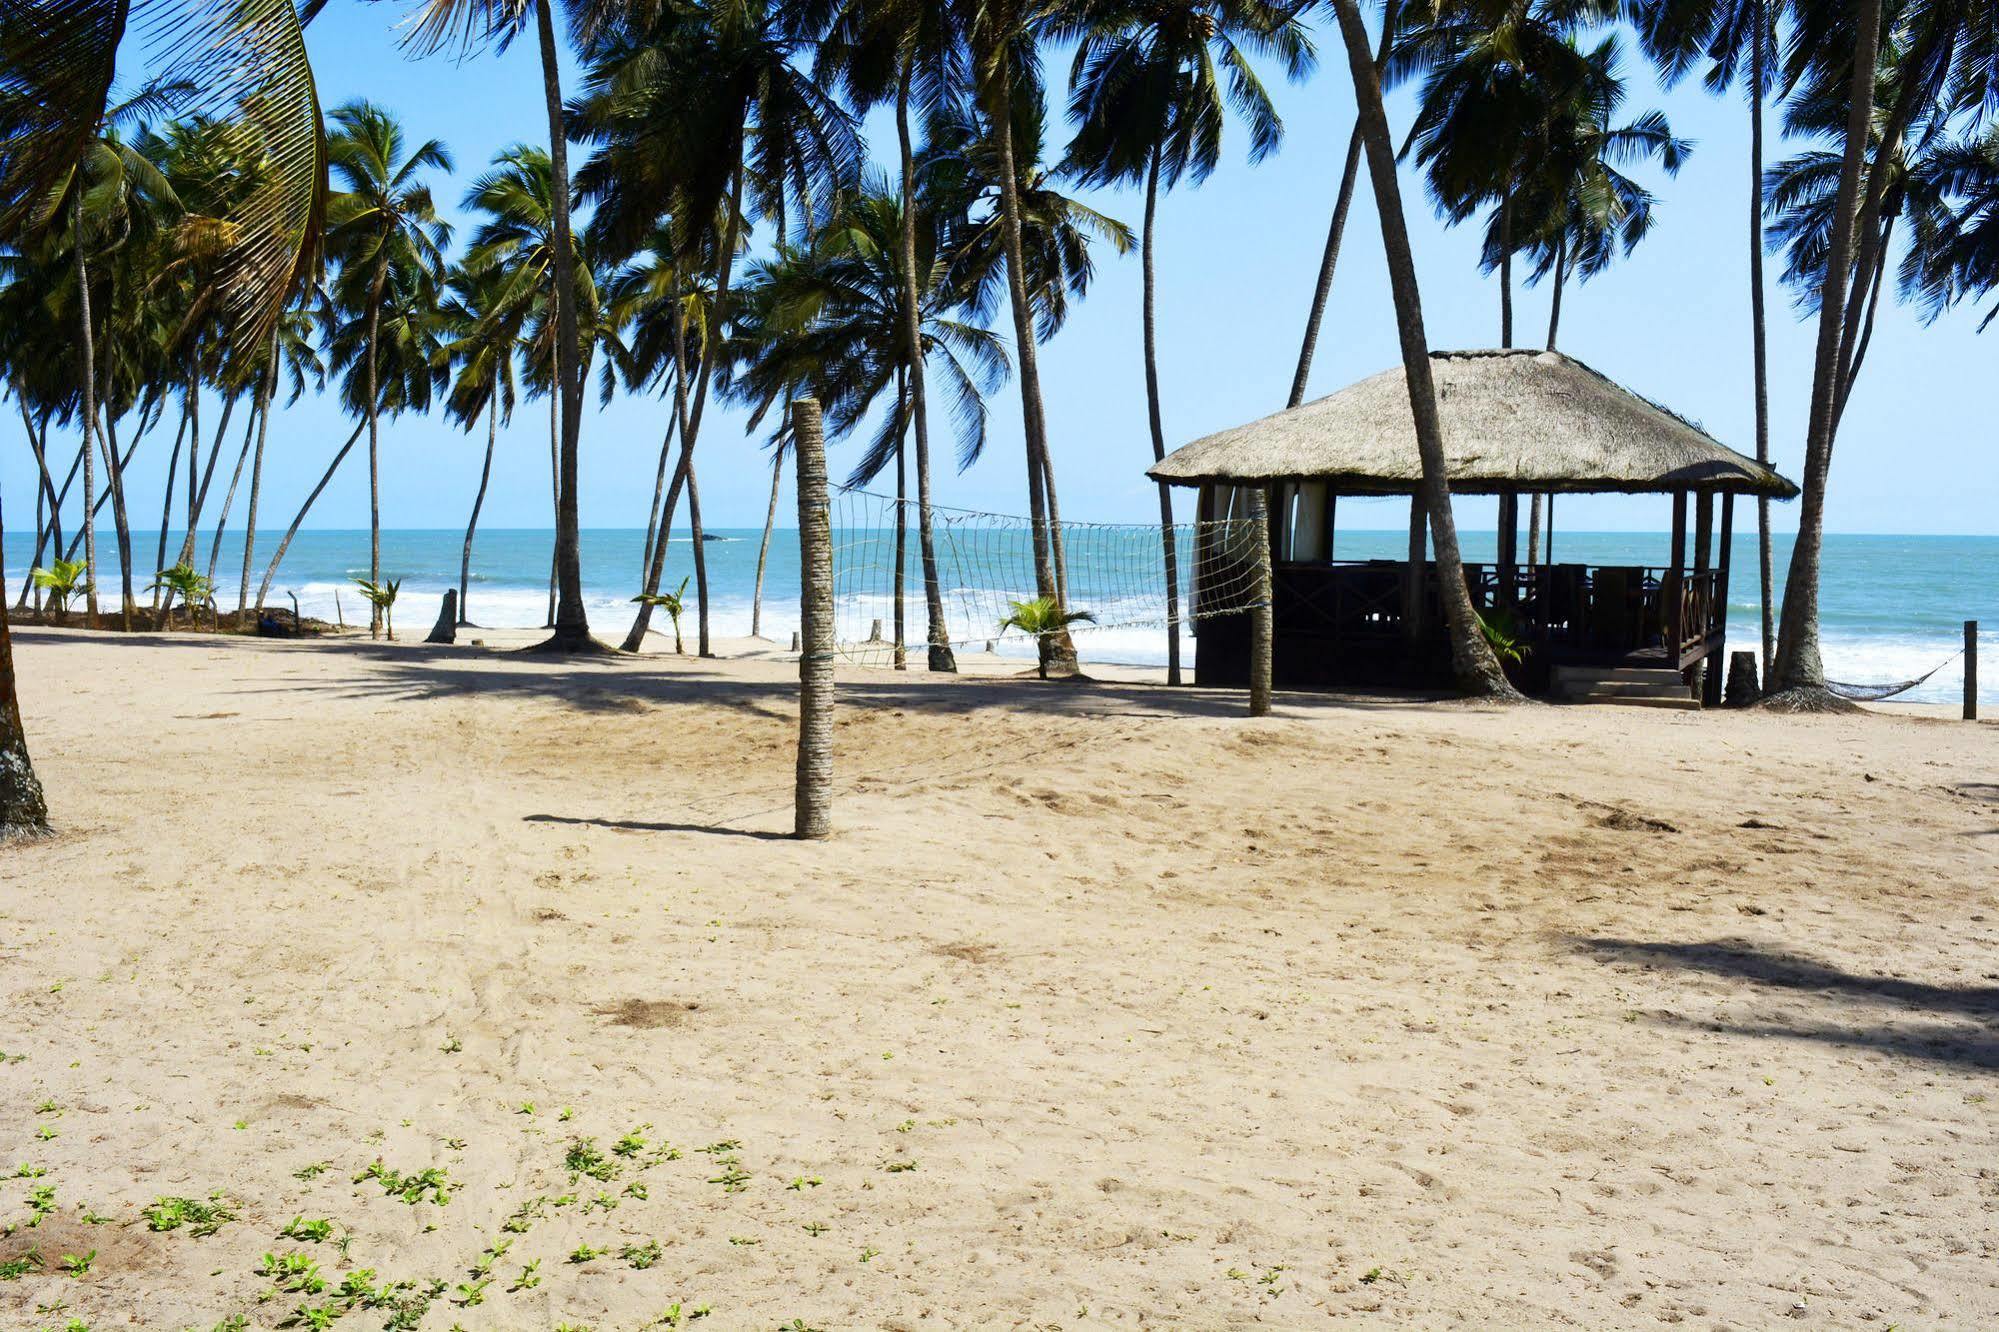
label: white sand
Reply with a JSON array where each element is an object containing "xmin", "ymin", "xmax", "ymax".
[{"xmin": 3, "ymin": 624, "xmax": 1996, "ymax": 1330}]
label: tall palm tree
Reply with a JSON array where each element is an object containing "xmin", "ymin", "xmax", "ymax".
[
  {"xmin": 233, "ymin": 296, "xmax": 326, "ymax": 616},
  {"xmin": 440, "ymin": 263, "xmax": 524, "ymax": 626},
  {"xmin": 1328, "ymin": 0, "xmax": 1516, "ymax": 697},
  {"xmin": 819, "ymin": 0, "xmax": 971, "ymax": 670},
  {"xmin": 1060, "ymin": 0, "xmax": 1313, "ymax": 685},
  {"xmin": 1392, "ymin": 0, "xmax": 1618, "ymax": 345},
  {"xmin": 1627, "ymin": 0, "xmax": 1785, "ymax": 680},
  {"xmin": 729, "ymin": 187, "xmax": 1009, "ymax": 659},
  {"xmin": 0, "ymin": 0, "xmax": 323, "ymax": 834},
  {"xmin": 575, "ymin": 0, "xmax": 864, "ymax": 656},
  {"xmin": 324, "ymin": 100, "xmax": 451, "ymax": 639},
  {"xmin": 1903, "ymin": 123, "xmax": 1999, "ymax": 329}
]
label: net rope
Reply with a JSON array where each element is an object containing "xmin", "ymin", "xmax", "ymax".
[
  {"xmin": 1825, "ymin": 648, "xmax": 1964, "ymax": 702},
  {"xmin": 827, "ymin": 486, "xmax": 1262, "ymax": 666}
]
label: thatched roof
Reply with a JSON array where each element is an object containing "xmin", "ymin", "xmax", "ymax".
[{"xmin": 1150, "ymin": 349, "xmax": 1799, "ymax": 498}]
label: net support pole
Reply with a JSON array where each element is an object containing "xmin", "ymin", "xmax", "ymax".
[
  {"xmin": 1248, "ymin": 486, "xmax": 1273, "ymax": 717},
  {"xmin": 1967, "ymin": 620, "xmax": 1979, "ymax": 722},
  {"xmin": 793, "ymin": 397, "xmax": 833, "ymax": 839}
]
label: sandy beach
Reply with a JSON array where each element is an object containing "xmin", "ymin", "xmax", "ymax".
[{"xmin": 2, "ymin": 624, "xmax": 1995, "ymax": 1329}]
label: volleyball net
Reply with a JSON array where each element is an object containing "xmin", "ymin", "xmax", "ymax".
[{"xmin": 825, "ymin": 485, "xmax": 1267, "ymax": 667}]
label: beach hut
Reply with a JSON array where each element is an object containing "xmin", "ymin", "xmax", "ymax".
[{"xmin": 1149, "ymin": 349, "xmax": 1800, "ymax": 705}]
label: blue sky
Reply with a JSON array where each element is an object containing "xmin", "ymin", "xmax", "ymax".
[{"xmin": 7, "ymin": 3, "xmax": 1996, "ymax": 537}]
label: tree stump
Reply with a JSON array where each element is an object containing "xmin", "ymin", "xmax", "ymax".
[
  {"xmin": 1725, "ymin": 650, "xmax": 1759, "ymax": 708},
  {"xmin": 425, "ymin": 590, "xmax": 458, "ymax": 645}
]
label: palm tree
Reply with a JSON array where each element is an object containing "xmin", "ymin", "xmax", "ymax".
[
  {"xmin": 1060, "ymin": 0, "xmax": 1313, "ymax": 686},
  {"xmin": 0, "ymin": 0, "xmax": 322, "ymax": 835},
  {"xmin": 1903, "ymin": 123, "xmax": 1999, "ymax": 330},
  {"xmin": 1392, "ymin": 0, "xmax": 1617, "ymax": 345},
  {"xmin": 440, "ymin": 263, "xmax": 523, "ymax": 626},
  {"xmin": 575, "ymin": 0, "xmax": 864, "ymax": 655},
  {"xmin": 729, "ymin": 187, "xmax": 1009, "ymax": 662},
  {"xmin": 231, "ymin": 298, "xmax": 326, "ymax": 617},
  {"xmin": 1327, "ymin": 0, "xmax": 1516, "ymax": 697},
  {"xmin": 324, "ymin": 100, "xmax": 452, "ymax": 640},
  {"xmin": 1628, "ymin": 0, "xmax": 1784, "ymax": 681},
  {"xmin": 819, "ymin": 0, "xmax": 972, "ymax": 670},
  {"xmin": 924, "ymin": 90, "xmax": 1134, "ymax": 673}
]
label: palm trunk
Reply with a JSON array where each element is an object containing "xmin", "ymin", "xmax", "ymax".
[
  {"xmin": 238, "ymin": 332, "xmax": 278, "ymax": 616},
  {"xmin": 1769, "ymin": 0, "xmax": 1882, "ymax": 699},
  {"xmin": 893, "ymin": 369, "xmax": 909, "ymax": 670},
  {"xmin": 545, "ymin": 388, "xmax": 558, "ymax": 628},
  {"xmin": 685, "ymin": 461, "xmax": 711, "ymax": 656},
  {"xmin": 1544, "ymin": 234, "xmax": 1566, "ymax": 350},
  {"xmin": 0, "ymin": 592, "xmax": 49, "ymax": 840},
  {"xmin": 72, "ymin": 195, "xmax": 101, "ymax": 627},
  {"xmin": 365, "ymin": 268, "xmax": 385, "ymax": 639},
  {"xmin": 990, "ymin": 61, "xmax": 1076, "ymax": 675},
  {"xmin": 535, "ymin": 0, "xmax": 591, "ymax": 648},
  {"xmin": 460, "ymin": 396, "xmax": 499, "ymax": 625},
  {"xmin": 1141, "ymin": 146, "xmax": 1184, "ymax": 685},
  {"xmin": 18, "ymin": 405, "xmax": 59, "ymax": 609},
  {"xmin": 1834, "ymin": 212, "xmax": 1892, "ymax": 431},
  {"xmin": 154, "ymin": 393, "xmax": 190, "ymax": 610},
  {"xmin": 61, "ymin": 425, "xmax": 141, "ymax": 563},
  {"xmin": 1288, "ymin": 0, "xmax": 1396, "ymax": 408},
  {"xmin": 95, "ymin": 271, "xmax": 134, "ymax": 626},
  {"xmin": 258, "ymin": 420, "xmax": 368, "ymax": 611},
  {"xmin": 205, "ymin": 399, "xmax": 258, "ymax": 592},
  {"xmin": 1749, "ymin": 7, "xmax": 1774, "ymax": 684},
  {"xmin": 1498, "ymin": 191, "xmax": 1514, "ymax": 347},
  {"xmin": 176, "ymin": 392, "xmax": 235, "ymax": 581},
  {"xmin": 1331, "ymin": 0, "xmax": 1514, "ymax": 697},
  {"xmin": 897, "ymin": 66, "xmax": 955, "ymax": 672},
  {"xmin": 640, "ymin": 411, "xmax": 679, "ymax": 585},
  {"xmin": 623, "ymin": 297, "xmax": 698, "ymax": 652},
  {"xmin": 750, "ymin": 449, "xmax": 781, "ymax": 639}
]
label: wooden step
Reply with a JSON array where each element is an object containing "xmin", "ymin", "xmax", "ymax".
[{"xmin": 1565, "ymin": 690, "xmax": 1702, "ymax": 711}]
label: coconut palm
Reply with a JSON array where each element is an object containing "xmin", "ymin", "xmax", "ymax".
[
  {"xmin": 1903, "ymin": 122, "xmax": 1999, "ymax": 330},
  {"xmin": 818, "ymin": 0, "xmax": 973, "ymax": 670},
  {"xmin": 355, "ymin": 577, "xmax": 403, "ymax": 641},
  {"xmin": 1060, "ymin": 0, "xmax": 1313, "ymax": 686},
  {"xmin": 1327, "ymin": 0, "xmax": 1516, "ymax": 697},
  {"xmin": 30, "ymin": 558, "xmax": 92, "ymax": 616},
  {"xmin": 633, "ymin": 576, "xmax": 693, "ymax": 653},
  {"xmin": 324, "ymin": 99, "xmax": 453, "ymax": 639},
  {"xmin": 574, "ymin": 0, "xmax": 864, "ymax": 655},
  {"xmin": 729, "ymin": 186, "xmax": 1009, "ymax": 663},
  {"xmin": 1627, "ymin": 0, "xmax": 1786, "ymax": 679},
  {"xmin": 440, "ymin": 262, "xmax": 524, "ymax": 626},
  {"xmin": 998, "ymin": 595, "xmax": 1096, "ymax": 678},
  {"xmin": 227, "ymin": 296, "xmax": 327, "ymax": 616}
]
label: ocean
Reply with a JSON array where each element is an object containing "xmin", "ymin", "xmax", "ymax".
[{"xmin": 7, "ymin": 523, "xmax": 1992, "ymax": 706}]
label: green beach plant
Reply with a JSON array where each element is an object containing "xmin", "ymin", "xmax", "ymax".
[
  {"xmin": 149, "ymin": 563, "xmax": 216, "ymax": 630},
  {"xmin": 353, "ymin": 577, "xmax": 402, "ymax": 642},
  {"xmin": 31, "ymin": 559, "xmax": 93, "ymax": 617},
  {"xmin": 632, "ymin": 576, "xmax": 691, "ymax": 655},
  {"xmin": 998, "ymin": 596, "xmax": 1097, "ymax": 679}
]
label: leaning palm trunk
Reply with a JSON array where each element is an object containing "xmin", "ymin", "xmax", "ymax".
[
  {"xmin": 1748, "ymin": 9, "xmax": 1774, "ymax": 682},
  {"xmin": 97, "ymin": 273, "xmax": 135, "ymax": 624},
  {"xmin": 460, "ymin": 397, "xmax": 499, "ymax": 625},
  {"xmin": 893, "ymin": 373, "xmax": 909, "ymax": 670},
  {"xmin": 896, "ymin": 72, "xmax": 955, "ymax": 672},
  {"xmin": 623, "ymin": 300, "xmax": 700, "ymax": 653},
  {"xmin": 166, "ymin": 394, "xmax": 235, "ymax": 624},
  {"xmin": 1288, "ymin": 0, "xmax": 1396, "ymax": 409},
  {"xmin": 1140, "ymin": 147, "xmax": 1184, "ymax": 686},
  {"xmin": 534, "ymin": 0, "xmax": 591, "ymax": 649},
  {"xmin": 639, "ymin": 412, "xmax": 679, "ymax": 587},
  {"xmin": 364, "ymin": 273, "xmax": 385, "ymax": 639},
  {"xmin": 17, "ymin": 405, "xmax": 60, "ymax": 609},
  {"xmin": 750, "ymin": 449, "xmax": 780, "ymax": 639},
  {"xmin": 257, "ymin": 420, "xmax": 368, "ymax": 611},
  {"xmin": 1330, "ymin": 0, "xmax": 1515, "ymax": 698},
  {"xmin": 990, "ymin": 60, "xmax": 1077, "ymax": 675},
  {"xmin": 238, "ymin": 333, "xmax": 279, "ymax": 616},
  {"xmin": 206, "ymin": 400, "xmax": 259, "ymax": 593},
  {"xmin": 546, "ymin": 389, "xmax": 558, "ymax": 628},
  {"xmin": 1768, "ymin": 0, "xmax": 1882, "ymax": 702},
  {"xmin": 154, "ymin": 393, "xmax": 191, "ymax": 611},
  {"xmin": 0, "ymin": 594, "xmax": 50, "ymax": 840},
  {"xmin": 685, "ymin": 462, "xmax": 712, "ymax": 656},
  {"xmin": 72, "ymin": 196, "xmax": 101, "ymax": 627}
]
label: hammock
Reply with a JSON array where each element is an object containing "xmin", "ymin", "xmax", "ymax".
[{"xmin": 1826, "ymin": 649, "xmax": 1964, "ymax": 702}]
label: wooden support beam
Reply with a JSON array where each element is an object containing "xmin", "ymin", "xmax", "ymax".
[
  {"xmin": 1496, "ymin": 492, "xmax": 1518, "ymax": 607},
  {"xmin": 1403, "ymin": 495, "xmax": 1425, "ymax": 643},
  {"xmin": 1663, "ymin": 491, "xmax": 1688, "ymax": 659},
  {"xmin": 1705, "ymin": 492, "xmax": 1734, "ymax": 708}
]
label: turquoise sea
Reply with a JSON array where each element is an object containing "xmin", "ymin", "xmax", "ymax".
[{"xmin": 6, "ymin": 523, "xmax": 1992, "ymax": 705}]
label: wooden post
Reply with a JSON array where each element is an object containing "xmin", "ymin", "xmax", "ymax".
[
  {"xmin": 1247, "ymin": 486, "xmax": 1273, "ymax": 717},
  {"xmin": 1403, "ymin": 495, "xmax": 1425, "ymax": 643},
  {"xmin": 1663, "ymin": 491, "xmax": 1687, "ymax": 656},
  {"xmin": 1967, "ymin": 620, "xmax": 1979, "ymax": 721},
  {"xmin": 1496, "ymin": 493, "xmax": 1518, "ymax": 605},
  {"xmin": 793, "ymin": 397, "xmax": 833, "ymax": 839},
  {"xmin": 1706, "ymin": 493, "xmax": 1735, "ymax": 708}
]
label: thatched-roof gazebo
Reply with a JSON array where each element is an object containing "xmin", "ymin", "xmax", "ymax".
[{"xmin": 1149, "ymin": 350, "xmax": 1799, "ymax": 704}]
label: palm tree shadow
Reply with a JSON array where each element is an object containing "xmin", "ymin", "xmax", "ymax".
[
  {"xmin": 524, "ymin": 813, "xmax": 790, "ymax": 841},
  {"xmin": 1575, "ymin": 936, "xmax": 1999, "ymax": 1072}
]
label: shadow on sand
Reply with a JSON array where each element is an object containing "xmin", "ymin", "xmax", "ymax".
[{"xmin": 1575, "ymin": 935, "xmax": 1999, "ymax": 1072}]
